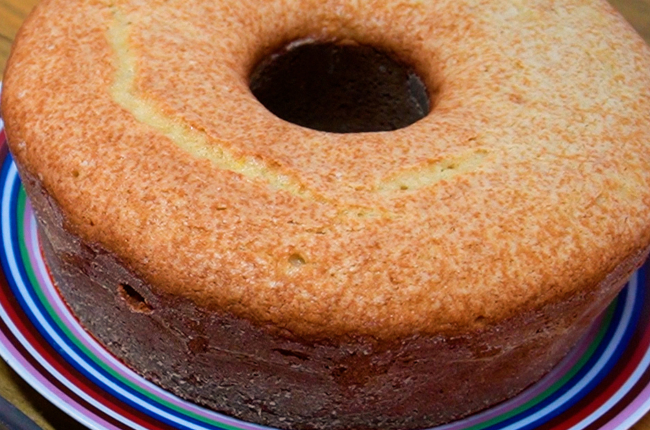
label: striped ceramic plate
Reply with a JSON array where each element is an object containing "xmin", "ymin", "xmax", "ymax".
[{"xmin": 0, "ymin": 119, "xmax": 649, "ymax": 430}]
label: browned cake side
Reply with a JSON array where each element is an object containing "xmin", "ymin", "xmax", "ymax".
[
  {"xmin": 28, "ymin": 176, "xmax": 650, "ymax": 428},
  {"xmin": 3, "ymin": 0, "xmax": 650, "ymax": 428}
]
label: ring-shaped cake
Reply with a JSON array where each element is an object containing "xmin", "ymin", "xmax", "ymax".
[{"xmin": 2, "ymin": 0, "xmax": 650, "ymax": 428}]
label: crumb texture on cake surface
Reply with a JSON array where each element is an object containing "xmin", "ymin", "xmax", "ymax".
[
  {"xmin": 2, "ymin": 0, "xmax": 650, "ymax": 341},
  {"xmin": 3, "ymin": 0, "xmax": 650, "ymax": 428}
]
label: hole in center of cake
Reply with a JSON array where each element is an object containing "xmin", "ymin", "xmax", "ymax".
[{"xmin": 249, "ymin": 41, "xmax": 430, "ymax": 133}]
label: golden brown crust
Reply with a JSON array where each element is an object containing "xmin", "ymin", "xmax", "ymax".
[
  {"xmin": 22, "ymin": 160, "xmax": 648, "ymax": 429},
  {"xmin": 4, "ymin": 0, "xmax": 650, "ymax": 428},
  {"xmin": 3, "ymin": 0, "xmax": 650, "ymax": 344}
]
